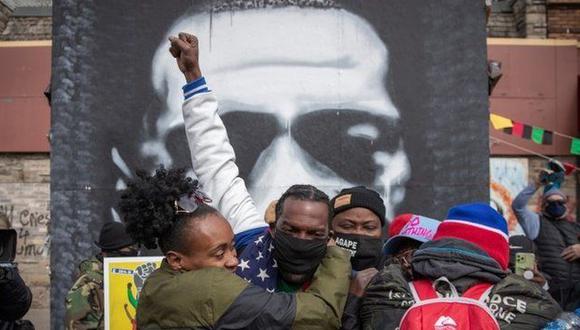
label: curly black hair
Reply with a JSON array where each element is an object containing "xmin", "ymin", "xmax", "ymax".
[{"xmin": 118, "ymin": 167, "xmax": 218, "ymax": 254}]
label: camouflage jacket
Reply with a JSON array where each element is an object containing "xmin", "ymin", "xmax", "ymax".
[{"xmin": 65, "ymin": 256, "xmax": 104, "ymax": 330}]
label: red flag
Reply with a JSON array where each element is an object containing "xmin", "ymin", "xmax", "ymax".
[
  {"xmin": 512, "ymin": 122, "xmax": 524, "ymax": 137},
  {"xmin": 563, "ymin": 162, "xmax": 576, "ymax": 176}
]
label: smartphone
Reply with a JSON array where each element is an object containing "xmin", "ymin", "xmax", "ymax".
[{"xmin": 515, "ymin": 252, "xmax": 535, "ymax": 276}]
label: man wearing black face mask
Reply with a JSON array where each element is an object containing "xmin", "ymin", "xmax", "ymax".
[
  {"xmin": 512, "ymin": 180, "xmax": 580, "ymax": 311},
  {"xmin": 330, "ymin": 186, "xmax": 386, "ymax": 330},
  {"xmin": 65, "ymin": 222, "xmax": 137, "ymax": 329}
]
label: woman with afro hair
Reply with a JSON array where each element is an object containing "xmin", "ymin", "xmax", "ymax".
[{"xmin": 119, "ymin": 167, "xmax": 351, "ymax": 329}]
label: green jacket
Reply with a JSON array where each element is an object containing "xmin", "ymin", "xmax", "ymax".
[
  {"xmin": 65, "ymin": 256, "xmax": 104, "ymax": 330},
  {"xmin": 137, "ymin": 246, "xmax": 351, "ymax": 329},
  {"xmin": 361, "ymin": 263, "xmax": 562, "ymax": 330}
]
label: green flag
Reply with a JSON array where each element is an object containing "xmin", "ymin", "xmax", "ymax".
[
  {"xmin": 571, "ymin": 138, "xmax": 580, "ymax": 155},
  {"xmin": 531, "ymin": 127, "xmax": 544, "ymax": 144}
]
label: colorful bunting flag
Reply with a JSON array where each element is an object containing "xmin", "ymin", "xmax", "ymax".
[
  {"xmin": 502, "ymin": 122, "xmax": 554, "ymax": 144},
  {"xmin": 522, "ymin": 124, "xmax": 532, "ymax": 140},
  {"xmin": 489, "ymin": 114, "xmax": 513, "ymax": 130},
  {"xmin": 543, "ymin": 131, "xmax": 553, "ymax": 145},
  {"xmin": 531, "ymin": 127, "xmax": 544, "ymax": 144},
  {"xmin": 512, "ymin": 122, "xmax": 524, "ymax": 137},
  {"xmin": 571, "ymin": 138, "xmax": 580, "ymax": 155},
  {"xmin": 563, "ymin": 162, "xmax": 576, "ymax": 176},
  {"xmin": 505, "ymin": 122, "xmax": 533, "ymax": 139}
]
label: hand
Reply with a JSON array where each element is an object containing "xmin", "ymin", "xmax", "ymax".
[
  {"xmin": 169, "ymin": 32, "xmax": 202, "ymax": 82},
  {"xmin": 528, "ymin": 267, "xmax": 547, "ymax": 287},
  {"xmin": 349, "ymin": 268, "xmax": 378, "ymax": 297},
  {"xmin": 561, "ymin": 244, "xmax": 580, "ymax": 262},
  {"xmin": 533, "ymin": 169, "xmax": 546, "ymax": 188},
  {"xmin": 327, "ymin": 237, "xmax": 336, "ymax": 247}
]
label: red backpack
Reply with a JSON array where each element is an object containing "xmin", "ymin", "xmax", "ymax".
[{"xmin": 399, "ymin": 277, "xmax": 499, "ymax": 330}]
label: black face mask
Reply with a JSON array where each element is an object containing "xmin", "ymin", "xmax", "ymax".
[
  {"xmin": 334, "ymin": 233, "xmax": 384, "ymax": 271},
  {"xmin": 273, "ymin": 230, "xmax": 327, "ymax": 276},
  {"xmin": 545, "ymin": 201, "xmax": 566, "ymax": 219}
]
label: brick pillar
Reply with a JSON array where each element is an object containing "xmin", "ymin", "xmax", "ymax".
[
  {"xmin": 0, "ymin": 2, "xmax": 12, "ymax": 33},
  {"xmin": 526, "ymin": 0, "xmax": 547, "ymax": 38}
]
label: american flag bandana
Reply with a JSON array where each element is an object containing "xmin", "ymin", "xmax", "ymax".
[{"xmin": 235, "ymin": 229, "xmax": 278, "ymax": 293}]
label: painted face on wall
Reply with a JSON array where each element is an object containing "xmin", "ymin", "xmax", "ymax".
[{"xmin": 141, "ymin": 7, "xmax": 410, "ymax": 219}]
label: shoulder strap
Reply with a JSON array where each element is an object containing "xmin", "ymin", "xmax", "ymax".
[{"xmin": 410, "ymin": 279, "xmax": 493, "ymax": 302}]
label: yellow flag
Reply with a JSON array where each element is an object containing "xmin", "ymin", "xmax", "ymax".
[{"xmin": 490, "ymin": 113, "xmax": 513, "ymax": 130}]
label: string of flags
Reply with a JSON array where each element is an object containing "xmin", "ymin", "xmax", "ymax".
[
  {"xmin": 489, "ymin": 136, "xmax": 579, "ymax": 173},
  {"xmin": 490, "ymin": 113, "xmax": 580, "ymax": 155}
]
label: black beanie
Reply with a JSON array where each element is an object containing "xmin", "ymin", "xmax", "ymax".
[
  {"xmin": 330, "ymin": 186, "xmax": 386, "ymax": 226},
  {"xmin": 95, "ymin": 222, "xmax": 135, "ymax": 251}
]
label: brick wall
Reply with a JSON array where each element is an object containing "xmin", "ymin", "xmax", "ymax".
[
  {"xmin": 525, "ymin": 0, "xmax": 548, "ymax": 38},
  {"xmin": 0, "ymin": 16, "xmax": 51, "ymax": 41},
  {"xmin": 547, "ymin": 1, "xmax": 580, "ymax": 39},
  {"xmin": 0, "ymin": 2, "xmax": 11, "ymax": 33},
  {"xmin": 487, "ymin": 0, "xmax": 548, "ymax": 38},
  {"xmin": 0, "ymin": 153, "xmax": 50, "ymax": 329},
  {"xmin": 488, "ymin": 0, "xmax": 524, "ymax": 37}
]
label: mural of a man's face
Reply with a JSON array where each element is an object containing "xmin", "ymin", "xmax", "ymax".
[{"xmin": 145, "ymin": 7, "xmax": 410, "ymax": 219}]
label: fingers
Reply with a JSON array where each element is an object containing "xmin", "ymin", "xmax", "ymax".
[
  {"xmin": 179, "ymin": 32, "xmax": 198, "ymax": 47},
  {"xmin": 169, "ymin": 36, "xmax": 191, "ymax": 53},
  {"xmin": 169, "ymin": 45, "xmax": 180, "ymax": 58},
  {"xmin": 561, "ymin": 250, "xmax": 575, "ymax": 261}
]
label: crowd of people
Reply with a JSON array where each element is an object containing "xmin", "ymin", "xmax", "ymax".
[{"xmin": 57, "ymin": 33, "xmax": 580, "ymax": 329}]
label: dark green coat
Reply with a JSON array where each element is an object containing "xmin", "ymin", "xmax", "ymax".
[
  {"xmin": 361, "ymin": 263, "xmax": 562, "ymax": 330},
  {"xmin": 137, "ymin": 246, "xmax": 351, "ymax": 329}
]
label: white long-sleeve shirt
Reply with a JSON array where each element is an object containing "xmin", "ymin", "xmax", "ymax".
[{"xmin": 181, "ymin": 77, "xmax": 267, "ymax": 243}]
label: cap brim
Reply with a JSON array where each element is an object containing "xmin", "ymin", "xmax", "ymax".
[
  {"xmin": 383, "ymin": 235, "xmax": 428, "ymax": 256},
  {"xmin": 94, "ymin": 240, "xmax": 134, "ymax": 251}
]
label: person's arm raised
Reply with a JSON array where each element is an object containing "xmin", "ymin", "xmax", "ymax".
[
  {"xmin": 512, "ymin": 179, "xmax": 540, "ymax": 240},
  {"xmin": 169, "ymin": 33, "xmax": 265, "ymax": 236}
]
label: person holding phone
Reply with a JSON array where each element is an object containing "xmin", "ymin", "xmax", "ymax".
[
  {"xmin": 511, "ymin": 166, "xmax": 580, "ymax": 311},
  {"xmin": 509, "ymin": 235, "xmax": 549, "ymax": 290}
]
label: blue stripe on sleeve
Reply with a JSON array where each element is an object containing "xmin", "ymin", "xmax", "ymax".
[{"xmin": 182, "ymin": 77, "xmax": 210, "ymax": 100}]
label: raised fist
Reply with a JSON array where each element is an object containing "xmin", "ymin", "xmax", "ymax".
[{"xmin": 169, "ymin": 32, "xmax": 202, "ymax": 82}]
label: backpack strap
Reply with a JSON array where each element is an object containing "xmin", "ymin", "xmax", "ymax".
[
  {"xmin": 408, "ymin": 279, "xmax": 438, "ymax": 302},
  {"xmin": 410, "ymin": 278, "xmax": 493, "ymax": 302},
  {"xmin": 462, "ymin": 282, "xmax": 494, "ymax": 302}
]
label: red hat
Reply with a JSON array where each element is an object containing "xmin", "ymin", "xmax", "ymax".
[{"xmin": 388, "ymin": 213, "xmax": 414, "ymax": 237}]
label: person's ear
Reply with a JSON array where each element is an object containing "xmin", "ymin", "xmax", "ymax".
[{"xmin": 166, "ymin": 251, "xmax": 183, "ymax": 271}]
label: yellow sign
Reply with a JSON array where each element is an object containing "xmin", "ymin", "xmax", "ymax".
[{"xmin": 103, "ymin": 256, "xmax": 163, "ymax": 330}]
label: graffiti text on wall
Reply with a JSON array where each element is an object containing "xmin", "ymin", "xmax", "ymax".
[{"xmin": 0, "ymin": 204, "xmax": 51, "ymax": 257}]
